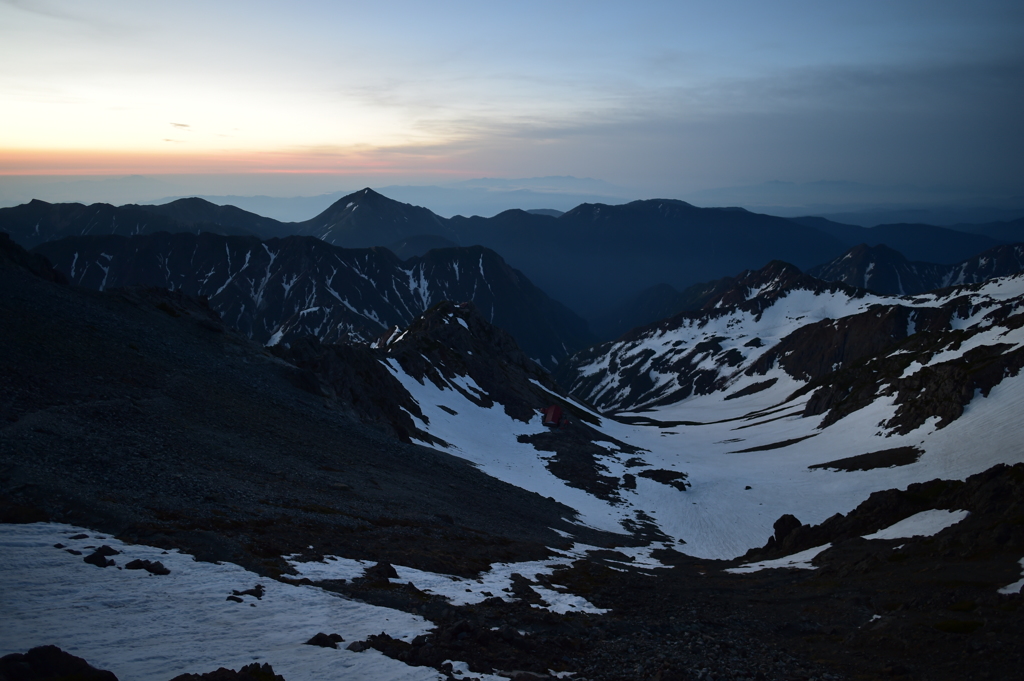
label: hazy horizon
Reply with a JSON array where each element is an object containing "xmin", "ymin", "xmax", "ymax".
[
  {"xmin": 2, "ymin": 1, "xmax": 1021, "ymax": 205},
  {"xmin": 2, "ymin": 172, "xmax": 1023, "ymax": 227}
]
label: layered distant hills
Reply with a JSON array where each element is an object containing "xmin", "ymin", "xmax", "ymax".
[
  {"xmin": 4, "ymin": 188, "xmax": 1024, "ymax": 337},
  {"xmin": 4, "ymin": 188, "xmax": 1019, "ymax": 321}
]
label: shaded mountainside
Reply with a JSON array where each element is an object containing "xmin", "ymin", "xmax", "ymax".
[
  {"xmin": 0, "ymin": 191, "xmax": 852, "ymax": 324},
  {"xmin": 808, "ymin": 243, "xmax": 947, "ymax": 296},
  {"xmin": 7, "ymin": 190, "xmax": 1018, "ymax": 329},
  {"xmin": 589, "ymin": 278, "xmax": 736, "ymax": 342},
  {"xmin": 791, "ymin": 216, "xmax": 1004, "ymax": 264},
  {"xmin": 31, "ymin": 233, "xmax": 592, "ymax": 369},
  {"xmin": 0, "ymin": 234, "xmax": 597, "ymax": 577},
  {"xmin": 449, "ymin": 199, "xmax": 849, "ymax": 319},
  {"xmin": 809, "ymin": 242, "xmax": 1024, "ymax": 296},
  {"xmin": 949, "ymin": 216, "xmax": 1024, "ymax": 244}
]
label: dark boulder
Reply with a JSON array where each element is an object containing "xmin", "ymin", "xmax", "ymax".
[
  {"xmin": 0, "ymin": 645, "xmax": 118, "ymax": 681},
  {"xmin": 168, "ymin": 662, "xmax": 286, "ymax": 681},
  {"xmin": 303, "ymin": 633, "xmax": 344, "ymax": 649},
  {"xmin": 83, "ymin": 546, "xmax": 119, "ymax": 568},
  {"xmin": 124, "ymin": 559, "xmax": 170, "ymax": 575}
]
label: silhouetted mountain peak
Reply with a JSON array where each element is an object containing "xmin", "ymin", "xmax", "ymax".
[{"xmin": 302, "ymin": 188, "xmax": 456, "ymax": 248}]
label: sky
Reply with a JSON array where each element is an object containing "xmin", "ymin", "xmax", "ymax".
[{"xmin": 1, "ymin": 0, "xmax": 1023, "ymax": 205}]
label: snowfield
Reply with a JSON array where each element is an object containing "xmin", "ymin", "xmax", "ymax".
[
  {"xmin": 383, "ymin": 273, "xmax": 1024, "ymax": 559},
  {"xmin": 0, "ymin": 524, "xmax": 456, "ymax": 681},
  {"xmin": 383, "ymin": 344, "xmax": 1024, "ymax": 559}
]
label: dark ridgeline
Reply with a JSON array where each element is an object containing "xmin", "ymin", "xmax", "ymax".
[
  {"xmin": 446, "ymin": 200, "xmax": 849, "ymax": 319},
  {"xmin": 5, "ymin": 187, "xmax": 1022, "ymax": 337},
  {"xmin": 0, "ymin": 190, "xmax": 849, "ymax": 323},
  {"xmin": 560, "ymin": 253, "xmax": 1024, "ymax": 439},
  {"xmin": 32, "ymin": 233, "xmax": 591, "ymax": 370},
  {"xmin": 790, "ymin": 215, "xmax": 1004, "ymax": 264},
  {"xmin": 808, "ymin": 242, "xmax": 1024, "ymax": 296}
]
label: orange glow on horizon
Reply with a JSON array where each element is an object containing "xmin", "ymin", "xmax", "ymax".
[{"xmin": 0, "ymin": 148, "xmax": 478, "ymax": 177}]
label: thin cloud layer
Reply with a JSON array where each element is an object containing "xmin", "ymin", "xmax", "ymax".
[{"xmin": 0, "ymin": 0, "xmax": 1021, "ymax": 199}]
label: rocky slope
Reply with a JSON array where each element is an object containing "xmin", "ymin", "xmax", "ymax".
[
  {"xmin": 31, "ymin": 233, "xmax": 591, "ymax": 369},
  {"xmin": 559, "ymin": 259, "xmax": 1024, "ymax": 428},
  {"xmin": 809, "ymin": 242, "xmax": 1024, "ymax": 296},
  {"xmin": 0, "ymin": 235, "xmax": 597, "ymax": 577}
]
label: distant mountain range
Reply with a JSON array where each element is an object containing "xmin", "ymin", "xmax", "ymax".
[
  {"xmin": 791, "ymin": 216, "xmax": 1007, "ymax": 264},
  {"xmin": 6, "ymin": 205, "xmax": 1024, "ymax": 681},
  {"xmin": 4, "ymin": 188, "xmax": 1023, "ymax": 328}
]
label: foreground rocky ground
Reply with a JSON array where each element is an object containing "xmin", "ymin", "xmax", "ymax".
[
  {"xmin": 2, "ymin": 234, "xmax": 1023, "ymax": 681},
  {"xmin": 302, "ymin": 463, "xmax": 1024, "ymax": 681}
]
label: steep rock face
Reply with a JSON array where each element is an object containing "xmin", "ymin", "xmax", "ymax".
[
  {"xmin": 809, "ymin": 242, "xmax": 1024, "ymax": 296},
  {"xmin": 32, "ymin": 234, "xmax": 590, "ymax": 369}
]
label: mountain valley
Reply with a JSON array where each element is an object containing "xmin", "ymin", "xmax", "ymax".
[{"xmin": 3, "ymin": 192, "xmax": 1024, "ymax": 681}]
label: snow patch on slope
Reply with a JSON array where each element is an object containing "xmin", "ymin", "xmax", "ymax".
[{"xmin": 0, "ymin": 523, "xmax": 446, "ymax": 681}]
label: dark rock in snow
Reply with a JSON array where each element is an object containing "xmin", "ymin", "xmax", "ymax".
[
  {"xmin": 231, "ymin": 584, "xmax": 265, "ymax": 600},
  {"xmin": 0, "ymin": 645, "xmax": 118, "ymax": 681},
  {"xmin": 83, "ymin": 546, "xmax": 119, "ymax": 567},
  {"xmin": 346, "ymin": 641, "xmax": 371, "ymax": 653},
  {"xmin": 363, "ymin": 561, "xmax": 399, "ymax": 583},
  {"xmin": 168, "ymin": 662, "xmax": 286, "ymax": 681},
  {"xmin": 124, "ymin": 559, "xmax": 171, "ymax": 575},
  {"xmin": 303, "ymin": 632, "xmax": 344, "ymax": 648},
  {"xmin": 809, "ymin": 446, "xmax": 923, "ymax": 472},
  {"xmin": 773, "ymin": 514, "xmax": 803, "ymax": 545}
]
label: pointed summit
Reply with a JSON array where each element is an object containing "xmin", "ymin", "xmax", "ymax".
[{"xmin": 298, "ymin": 188, "xmax": 457, "ymax": 248}]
